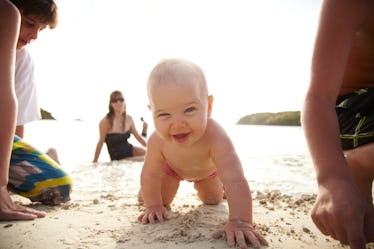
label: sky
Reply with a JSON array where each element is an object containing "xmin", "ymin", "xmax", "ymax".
[{"xmin": 28, "ymin": 0, "xmax": 323, "ymax": 126}]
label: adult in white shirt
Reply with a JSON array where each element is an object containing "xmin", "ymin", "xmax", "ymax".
[
  {"xmin": 0, "ymin": 0, "xmax": 47, "ymax": 221},
  {"xmin": 4, "ymin": 0, "xmax": 72, "ymax": 212}
]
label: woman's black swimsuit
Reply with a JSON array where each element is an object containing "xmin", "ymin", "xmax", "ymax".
[{"xmin": 105, "ymin": 130, "xmax": 133, "ymax": 160}]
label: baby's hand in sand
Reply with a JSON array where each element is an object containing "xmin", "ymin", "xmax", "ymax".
[
  {"xmin": 212, "ymin": 219, "xmax": 268, "ymax": 249},
  {"xmin": 137, "ymin": 205, "xmax": 169, "ymax": 224}
]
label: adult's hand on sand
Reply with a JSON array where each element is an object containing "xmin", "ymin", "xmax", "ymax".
[
  {"xmin": 311, "ymin": 181, "xmax": 367, "ymax": 249},
  {"xmin": 0, "ymin": 186, "xmax": 46, "ymax": 221},
  {"xmin": 212, "ymin": 219, "xmax": 268, "ymax": 249},
  {"xmin": 137, "ymin": 205, "xmax": 169, "ymax": 224}
]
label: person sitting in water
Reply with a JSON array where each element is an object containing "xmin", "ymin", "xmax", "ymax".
[
  {"xmin": 93, "ymin": 90, "xmax": 147, "ymax": 162},
  {"xmin": 140, "ymin": 117, "xmax": 148, "ymax": 138}
]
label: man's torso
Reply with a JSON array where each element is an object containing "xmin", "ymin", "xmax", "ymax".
[{"xmin": 341, "ymin": 6, "xmax": 374, "ymax": 94}]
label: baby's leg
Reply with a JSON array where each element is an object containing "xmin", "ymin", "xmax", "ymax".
[
  {"xmin": 161, "ymin": 173, "xmax": 180, "ymax": 208},
  {"xmin": 194, "ymin": 176, "xmax": 223, "ymax": 205}
]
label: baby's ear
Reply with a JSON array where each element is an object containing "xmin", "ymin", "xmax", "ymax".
[
  {"xmin": 147, "ymin": 104, "xmax": 151, "ymax": 111},
  {"xmin": 208, "ymin": 95, "xmax": 213, "ymax": 117}
]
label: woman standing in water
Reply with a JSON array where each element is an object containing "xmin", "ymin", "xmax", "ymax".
[{"xmin": 93, "ymin": 90, "xmax": 147, "ymax": 162}]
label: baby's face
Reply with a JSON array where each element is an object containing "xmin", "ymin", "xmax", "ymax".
[{"xmin": 149, "ymin": 77, "xmax": 209, "ymax": 145}]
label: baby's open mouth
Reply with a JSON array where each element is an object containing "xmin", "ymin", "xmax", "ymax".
[{"xmin": 173, "ymin": 133, "xmax": 189, "ymax": 141}]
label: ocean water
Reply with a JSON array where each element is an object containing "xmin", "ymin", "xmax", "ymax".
[{"xmin": 24, "ymin": 120, "xmax": 316, "ymax": 197}]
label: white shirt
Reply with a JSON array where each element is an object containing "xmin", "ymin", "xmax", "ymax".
[{"xmin": 15, "ymin": 48, "xmax": 40, "ymax": 125}]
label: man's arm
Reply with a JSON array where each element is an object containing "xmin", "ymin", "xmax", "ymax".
[{"xmin": 303, "ymin": 0, "xmax": 368, "ymax": 181}]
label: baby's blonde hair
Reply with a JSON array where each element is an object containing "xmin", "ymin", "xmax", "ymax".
[{"xmin": 147, "ymin": 58, "xmax": 209, "ymax": 99}]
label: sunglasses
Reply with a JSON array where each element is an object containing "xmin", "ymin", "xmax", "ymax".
[{"xmin": 111, "ymin": 97, "xmax": 124, "ymax": 103}]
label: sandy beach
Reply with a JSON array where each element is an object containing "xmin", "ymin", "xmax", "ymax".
[{"xmin": 1, "ymin": 161, "xmax": 373, "ymax": 249}]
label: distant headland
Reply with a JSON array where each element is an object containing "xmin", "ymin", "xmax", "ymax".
[
  {"xmin": 41, "ymin": 108, "xmax": 301, "ymax": 126},
  {"xmin": 237, "ymin": 111, "xmax": 301, "ymax": 126},
  {"xmin": 41, "ymin": 108, "xmax": 56, "ymax": 120}
]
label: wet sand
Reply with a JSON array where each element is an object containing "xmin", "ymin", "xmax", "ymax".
[{"xmin": 1, "ymin": 161, "xmax": 372, "ymax": 249}]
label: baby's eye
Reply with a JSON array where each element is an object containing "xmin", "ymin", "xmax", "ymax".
[
  {"xmin": 157, "ymin": 113, "xmax": 170, "ymax": 119},
  {"xmin": 185, "ymin": 107, "xmax": 196, "ymax": 113}
]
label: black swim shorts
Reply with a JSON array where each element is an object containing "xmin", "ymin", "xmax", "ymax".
[{"xmin": 336, "ymin": 88, "xmax": 374, "ymax": 150}]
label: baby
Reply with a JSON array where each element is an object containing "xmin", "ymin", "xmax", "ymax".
[{"xmin": 138, "ymin": 58, "xmax": 267, "ymax": 248}]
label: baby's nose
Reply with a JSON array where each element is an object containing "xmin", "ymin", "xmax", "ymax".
[{"xmin": 171, "ymin": 118, "xmax": 186, "ymax": 129}]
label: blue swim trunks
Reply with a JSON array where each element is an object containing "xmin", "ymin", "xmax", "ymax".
[
  {"xmin": 8, "ymin": 135, "xmax": 73, "ymax": 205},
  {"xmin": 336, "ymin": 88, "xmax": 374, "ymax": 150}
]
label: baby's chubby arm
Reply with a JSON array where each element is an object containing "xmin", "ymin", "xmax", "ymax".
[
  {"xmin": 137, "ymin": 134, "xmax": 169, "ymax": 224},
  {"xmin": 209, "ymin": 123, "xmax": 268, "ymax": 248}
]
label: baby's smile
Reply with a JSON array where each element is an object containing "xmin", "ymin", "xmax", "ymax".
[{"xmin": 172, "ymin": 133, "xmax": 190, "ymax": 142}]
